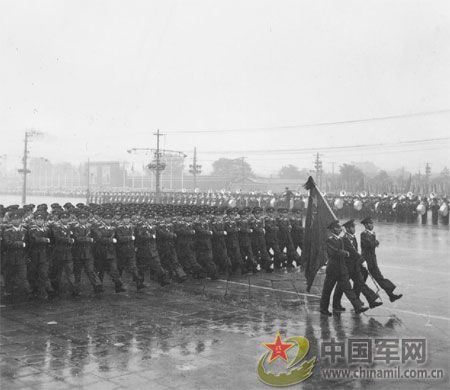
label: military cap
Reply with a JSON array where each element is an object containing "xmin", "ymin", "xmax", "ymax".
[
  {"xmin": 77, "ymin": 210, "xmax": 89, "ymax": 218},
  {"xmin": 50, "ymin": 203, "xmax": 60, "ymax": 209},
  {"xmin": 6, "ymin": 205, "xmax": 19, "ymax": 211},
  {"xmin": 9, "ymin": 210, "xmax": 24, "ymax": 219},
  {"xmin": 58, "ymin": 211, "xmax": 70, "ymax": 219},
  {"xmin": 360, "ymin": 217, "xmax": 374, "ymax": 225},
  {"xmin": 34, "ymin": 211, "xmax": 48, "ymax": 219},
  {"xmin": 266, "ymin": 206, "xmax": 275, "ymax": 212},
  {"xmin": 63, "ymin": 202, "xmax": 74, "ymax": 209},
  {"xmin": 277, "ymin": 207, "xmax": 288, "ymax": 213},
  {"xmin": 76, "ymin": 203, "xmax": 85, "ymax": 208},
  {"xmin": 37, "ymin": 204, "xmax": 48, "ymax": 210},
  {"xmin": 252, "ymin": 206, "xmax": 263, "ymax": 213},
  {"xmin": 327, "ymin": 220, "xmax": 340, "ymax": 230},
  {"xmin": 342, "ymin": 219, "xmax": 355, "ymax": 229}
]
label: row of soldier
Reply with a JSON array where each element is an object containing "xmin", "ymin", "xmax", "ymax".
[
  {"xmin": 0, "ymin": 202, "xmax": 304, "ymax": 301},
  {"xmin": 88, "ymin": 190, "xmax": 449, "ymax": 226}
]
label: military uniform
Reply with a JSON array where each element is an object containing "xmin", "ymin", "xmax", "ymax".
[
  {"xmin": 1, "ymin": 217, "xmax": 31, "ymax": 298},
  {"xmin": 224, "ymin": 211, "xmax": 243, "ymax": 275},
  {"xmin": 91, "ymin": 218, "xmax": 125, "ymax": 292},
  {"xmin": 49, "ymin": 214, "xmax": 77, "ymax": 295},
  {"xmin": 156, "ymin": 220, "xmax": 187, "ymax": 282},
  {"xmin": 114, "ymin": 216, "xmax": 144, "ymax": 290},
  {"xmin": 135, "ymin": 219, "xmax": 170, "ymax": 286},
  {"xmin": 211, "ymin": 213, "xmax": 231, "ymax": 275},
  {"xmin": 320, "ymin": 222, "xmax": 366, "ymax": 315},
  {"xmin": 194, "ymin": 217, "xmax": 218, "ymax": 279},
  {"xmin": 71, "ymin": 217, "xmax": 103, "ymax": 294},
  {"xmin": 174, "ymin": 218, "xmax": 205, "ymax": 278},
  {"xmin": 27, "ymin": 215, "xmax": 54, "ymax": 299},
  {"xmin": 264, "ymin": 209, "xmax": 286, "ymax": 269},
  {"xmin": 277, "ymin": 209, "xmax": 300, "ymax": 268},
  {"xmin": 332, "ymin": 221, "xmax": 380, "ymax": 309},
  {"xmin": 250, "ymin": 208, "xmax": 272, "ymax": 272},
  {"xmin": 237, "ymin": 209, "xmax": 256, "ymax": 273},
  {"xmin": 360, "ymin": 218, "xmax": 401, "ymax": 302}
]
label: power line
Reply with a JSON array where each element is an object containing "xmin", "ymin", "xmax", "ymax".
[
  {"xmin": 198, "ymin": 137, "xmax": 449, "ymax": 155},
  {"xmin": 165, "ymin": 109, "xmax": 450, "ymax": 134}
]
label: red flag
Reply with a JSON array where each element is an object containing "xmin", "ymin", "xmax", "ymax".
[{"xmin": 302, "ymin": 176, "xmax": 338, "ymax": 292}]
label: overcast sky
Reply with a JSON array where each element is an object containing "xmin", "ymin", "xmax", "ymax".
[{"xmin": 1, "ymin": 0, "xmax": 449, "ymax": 176}]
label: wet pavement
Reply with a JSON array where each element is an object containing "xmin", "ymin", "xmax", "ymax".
[{"xmin": 1, "ymin": 222, "xmax": 449, "ymax": 389}]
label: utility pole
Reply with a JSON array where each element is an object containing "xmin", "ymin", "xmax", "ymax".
[
  {"xmin": 18, "ymin": 130, "xmax": 42, "ymax": 205},
  {"xmin": 154, "ymin": 129, "xmax": 163, "ymax": 195},
  {"xmin": 425, "ymin": 162, "xmax": 431, "ymax": 193},
  {"xmin": 86, "ymin": 158, "xmax": 90, "ymax": 203},
  {"xmin": 314, "ymin": 153, "xmax": 323, "ymax": 188},
  {"xmin": 128, "ymin": 129, "xmax": 186, "ymax": 197},
  {"xmin": 189, "ymin": 147, "xmax": 202, "ymax": 189}
]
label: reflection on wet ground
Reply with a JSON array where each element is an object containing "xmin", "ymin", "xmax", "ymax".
[{"xmin": 1, "ymin": 222, "xmax": 449, "ymax": 389}]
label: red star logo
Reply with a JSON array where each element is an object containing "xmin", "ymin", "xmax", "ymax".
[{"xmin": 263, "ymin": 332, "xmax": 295, "ymax": 363}]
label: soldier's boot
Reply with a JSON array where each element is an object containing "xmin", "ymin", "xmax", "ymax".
[
  {"xmin": 157, "ymin": 271, "xmax": 171, "ymax": 287},
  {"xmin": 174, "ymin": 265, "xmax": 187, "ymax": 283},
  {"xmin": 115, "ymin": 282, "xmax": 127, "ymax": 293}
]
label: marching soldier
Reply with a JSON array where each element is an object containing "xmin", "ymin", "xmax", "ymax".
[
  {"xmin": 156, "ymin": 215, "xmax": 187, "ymax": 282},
  {"xmin": 320, "ymin": 220, "xmax": 368, "ymax": 316},
  {"xmin": 264, "ymin": 207, "xmax": 286, "ymax": 270},
  {"xmin": 277, "ymin": 207, "xmax": 301, "ymax": 269},
  {"xmin": 332, "ymin": 219, "xmax": 382, "ymax": 311},
  {"xmin": 224, "ymin": 208, "xmax": 243, "ymax": 276},
  {"xmin": 210, "ymin": 209, "xmax": 232, "ymax": 275},
  {"xmin": 430, "ymin": 198, "xmax": 440, "ymax": 225},
  {"xmin": 237, "ymin": 207, "xmax": 257, "ymax": 274},
  {"xmin": 49, "ymin": 211, "xmax": 77, "ymax": 296},
  {"xmin": 174, "ymin": 214, "xmax": 206, "ymax": 279},
  {"xmin": 289, "ymin": 207, "xmax": 304, "ymax": 259},
  {"xmin": 194, "ymin": 213, "xmax": 219, "ymax": 279},
  {"xmin": 115, "ymin": 212, "xmax": 145, "ymax": 291},
  {"xmin": 72, "ymin": 211, "xmax": 104, "ymax": 294},
  {"xmin": 1, "ymin": 210, "xmax": 32, "ymax": 299},
  {"xmin": 360, "ymin": 217, "xmax": 402, "ymax": 302},
  {"xmin": 135, "ymin": 216, "xmax": 170, "ymax": 286},
  {"xmin": 27, "ymin": 212, "xmax": 54, "ymax": 300},
  {"xmin": 91, "ymin": 213, "xmax": 126, "ymax": 293},
  {"xmin": 250, "ymin": 207, "xmax": 272, "ymax": 272}
]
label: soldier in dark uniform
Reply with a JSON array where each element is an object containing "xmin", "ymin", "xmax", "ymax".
[
  {"xmin": 440, "ymin": 198, "xmax": 449, "ymax": 225},
  {"xmin": 210, "ymin": 209, "xmax": 232, "ymax": 275},
  {"xmin": 332, "ymin": 219, "xmax": 382, "ymax": 311},
  {"xmin": 264, "ymin": 207, "xmax": 286, "ymax": 269},
  {"xmin": 156, "ymin": 215, "xmax": 187, "ymax": 282},
  {"xmin": 194, "ymin": 213, "xmax": 218, "ymax": 279},
  {"xmin": 360, "ymin": 217, "xmax": 402, "ymax": 302},
  {"xmin": 320, "ymin": 220, "xmax": 368, "ymax": 316},
  {"xmin": 91, "ymin": 212, "xmax": 126, "ymax": 293},
  {"xmin": 1, "ymin": 210, "xmax": 32, "ymax": 299},
  {"xmin": 174, "ymin": 213, "xmax": 206, "ymax": 279},
  {"xmin": 49, "ymin": 211, "xmax": 77, "ymax": 296},
  {"xmin": 237, "ymin": 207, "xmax": 257, "ymax": 273},
  {"xmin": 115, "ymin": 212, "xmax": 145, "ymax": 291},
  {"xmin": 289, "ymin": 207, "xmax": 304, "ymax": 267},
  {"xmin": 134, "ymin": 215, "xmax": 170, "ymax": 286},
  {"xmin": 277, "ymin": 207, "xmax": 301, "ymax": 269},
  {"xmin": 250, "ymin": 207, "xmax": 272, "ymax": 272},
  {"xmin": 430, "ymin": 198, "xmax": 440, "ymax": 225},
  {"xmin": 224, "ymin": 208, "xmax": 243, "ymax": 276},
  {"xmin": 72, "ymin": 211, "xmax": 104, "ymax": 294},
  {"xmin": 27, "ymin": 212, "xmax": 54, "ymax": 300}
]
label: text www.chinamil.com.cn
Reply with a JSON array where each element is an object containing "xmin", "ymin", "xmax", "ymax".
[{"xmin": 321, "ymin": 366, "xmax": 445, "ymax": 380}]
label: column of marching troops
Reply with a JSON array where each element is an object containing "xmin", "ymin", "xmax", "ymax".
[
  {"xmin": 90, "ymin": 190, "xmax": 450, "ymax": 226},
  {"xmin": 0, "ymin": 202, "xmax": 304, "ymax": 301}
]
